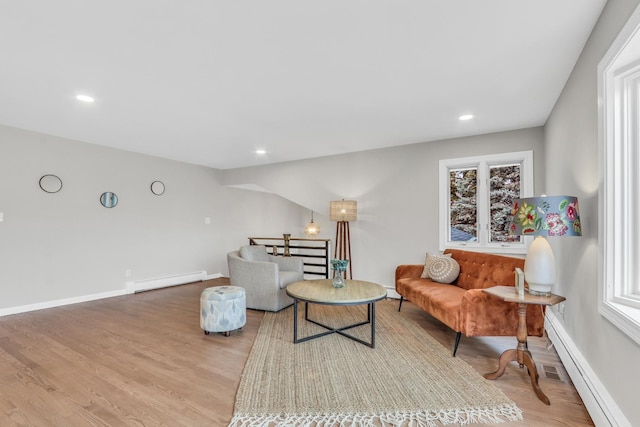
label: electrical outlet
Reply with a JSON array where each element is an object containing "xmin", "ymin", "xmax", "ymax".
[
  {"xmin": 558, "ymin": 303, "xmax": 565, "ymax": 316},
  {"xmin": 0, "ymin": 212, "xmax": 4, "ymax": 222},
  {"xmin": 125, "ymin": 269, "xmax": 131, "ymax": 278},
  {"xmin": 204, "ymin": 217, "xmax": 211, "ymax": 225}
]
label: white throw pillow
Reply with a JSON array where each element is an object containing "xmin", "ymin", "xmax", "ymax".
[
  {"xmin": 420, "ymin": 252, "xmax": 452, "ymax": 279},
  {"xmin": 428, "ymin": 257, "xmax": 460, "ymax": 284}
]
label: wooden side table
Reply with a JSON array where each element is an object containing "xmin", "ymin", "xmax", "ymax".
[{"xmin": 482, "ymin": 285, "xmax": 566, "ymax": 405}]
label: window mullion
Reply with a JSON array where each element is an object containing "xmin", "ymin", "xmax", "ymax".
[{"xmin": 476, "ymin": 162, "xmax": 489, "ymax": 245}]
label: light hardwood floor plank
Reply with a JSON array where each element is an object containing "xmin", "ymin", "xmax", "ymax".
[{"xmin": 0, "ymin": 278, "xmax": 592, "ymax": 426}]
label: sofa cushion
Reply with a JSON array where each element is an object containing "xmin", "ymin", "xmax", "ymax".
[
  {"xmin": 420, "ymin": 252, "xmax": 452, "ymax": 279},
  {"xmin": 396, "ymin": 277, "xmax": 465, "ymax": 331},
  {"xmin": 428, "ymin": 257, "xmax": 460, "ymax": 284},
  {"xmin": 239, "ymin": 245, "xmax": 270, "ymax": 262}
]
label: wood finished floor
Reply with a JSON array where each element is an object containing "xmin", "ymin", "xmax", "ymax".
[{"xmin": 0, "ymin": 278, "xmax": 593, "ymax": 426}]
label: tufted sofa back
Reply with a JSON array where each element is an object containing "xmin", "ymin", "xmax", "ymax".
[{"xmin": 444, "ymin": 249, "xmax": 524, "ymax": 291}]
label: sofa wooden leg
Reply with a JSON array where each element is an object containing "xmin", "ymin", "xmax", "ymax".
[
  {"xmin": 453, "ymin": 332, "xmax": 462, "ymax": 357},
  {"xmin": 398, "ymin": 296, "xmax": 404, "ymax": 312}
]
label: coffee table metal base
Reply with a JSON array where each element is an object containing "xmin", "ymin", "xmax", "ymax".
[{"xmin": 292, "ymin": 300, "xmax": 377, "ymax": 348}]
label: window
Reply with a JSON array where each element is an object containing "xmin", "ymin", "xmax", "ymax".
[
  {"xmin": 598, "ymin": 3, "xmax": 640, "ymax": 345},
  {"xmin": 439, "ymin": 151, "xmax": 533, "ymax": 253}
]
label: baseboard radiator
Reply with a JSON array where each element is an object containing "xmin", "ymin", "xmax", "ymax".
[
  {"xmin": 545, "ymin": 311, "xmax": 631, "ymax": 427},
  {"xmin": 126, "ymin": 271, "xmax": 207, "ymax": 293}
]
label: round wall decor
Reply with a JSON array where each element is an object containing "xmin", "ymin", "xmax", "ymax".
[
  {"xmin": 39, "ymin": 174, "xmax": 63, "ymax": 193},
  {"xmin": 150, "ymin": 180, "xmax": 165, "ymax": 195},
  {"xmin": 100, "ymin": 192, "xmax": 118, "ymax": 208}
]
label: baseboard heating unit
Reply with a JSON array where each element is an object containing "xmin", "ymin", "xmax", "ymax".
[{"xmin": 126, "ymin": 271, "xmax": 207, "ymax": 293}]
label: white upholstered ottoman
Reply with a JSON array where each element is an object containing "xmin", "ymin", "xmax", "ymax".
[{"xmin": 200, "ymin": 286, "xmax": 246, "ymax": 336}]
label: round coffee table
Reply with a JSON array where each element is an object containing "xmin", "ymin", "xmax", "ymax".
[{"xmin": 286, "ymin": 279, "xmax": 387, "ymax": 348}]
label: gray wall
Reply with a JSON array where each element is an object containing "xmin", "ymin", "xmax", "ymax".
[
  {"xmin": 0, "ymin": 124, "xmax": 302, "ymax": 310},
  {"xmin": 0, "ymin": 123, "xmax": 544, "ymax": 310},
  {"xmin": 545, "ymin": 0, "xmax": 640, "ymax": 423},
  {"xmin": 223, "ymin": 127, "xmax": 545, "ymax": 288}
]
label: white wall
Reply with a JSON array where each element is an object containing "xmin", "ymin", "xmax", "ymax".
[
  {"xmin": 545, "ymin": 0, "xmax": 640, "ymax": 424},
  {"xmin": 223, "ymin": 127, "xmax": 545, "ymax": 289},
  {"xmin": 0, "ymin": 124, "xmax": 302, "ymax": 310}
]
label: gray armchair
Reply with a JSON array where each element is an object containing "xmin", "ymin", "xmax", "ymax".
[{"xmin": 227, "ymin": 245, "xmax": 304, "ymax": 312}]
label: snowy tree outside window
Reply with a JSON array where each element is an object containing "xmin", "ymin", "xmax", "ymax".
[{"xmin": 489, "ymin": 164, "xmax": 521, "ymax": 243}]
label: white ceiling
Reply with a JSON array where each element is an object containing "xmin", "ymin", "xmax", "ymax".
[{"xmin": 0, "ymin": 1, "xmax": 606, "ymax": 170}]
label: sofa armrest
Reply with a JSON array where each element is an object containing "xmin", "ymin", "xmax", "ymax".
[
  {"xmin": 395, "ymin": 264, "xmax": 424, "ymax": 282},
  {"xmin": 459, "ymin": 288, "xmax": 545, "ymax": 337}
]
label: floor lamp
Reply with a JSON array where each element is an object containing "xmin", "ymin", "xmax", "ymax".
[{"xmin": 330, "ymin": 199, "xmax": 357, "ymax": 279}]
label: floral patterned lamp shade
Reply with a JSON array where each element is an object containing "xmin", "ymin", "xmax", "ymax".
[
  {"xmin": 509, "ymin": 196, "xmax": 582, "ymax": 296},
  {"xmin": 510, "ymin": 196, "xmax": 581, "ymax": 237}
]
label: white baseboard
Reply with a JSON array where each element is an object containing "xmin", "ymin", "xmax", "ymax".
[
  {"xmin": 1, "ymin": 271, "xmax": 220, "ymax": 317},
  {"xmin": 545, "ymin": 311, "xmax": 631, "ymax": 427},
  {"xmin": 0, "ymin": 289, "xmax": 128, "ymax": 317},
  {"xmin": 126, "ymin": 271, "xmax": 207, "ymax": 293},
  {"xmin": 386, "ymin": 287, "xmax": 401, "ymax": 299}
]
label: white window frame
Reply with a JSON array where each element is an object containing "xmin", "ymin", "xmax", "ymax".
[
  {"xmin": 598, "ymin": 2, "xmax": 640, "ymax": 346},
  {"xmin": 439, "ymin": 150, "xmax": 534, "ymax": 254}
]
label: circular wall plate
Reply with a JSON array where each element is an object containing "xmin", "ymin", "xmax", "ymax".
[
  {"xmin": 39, "ymin": 174, "xmax": 63, "ymax": 193},
  {"xmin": 100, "ymin": 192, "xmax": 118, "ymax": 208},
  {"xmin": 150, "ymin": 180, "xmax": 165, "ymax": 195}
]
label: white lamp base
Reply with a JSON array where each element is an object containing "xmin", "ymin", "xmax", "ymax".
[{"xmin": 524, "ymin": 236, "xmax": 556, "ymax": 296}]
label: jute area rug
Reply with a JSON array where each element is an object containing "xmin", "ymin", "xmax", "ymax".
[{"xmin": 229, "ymin": 299, "xmax": 522, "ymax": 427}]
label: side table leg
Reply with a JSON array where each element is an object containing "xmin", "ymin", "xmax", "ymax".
[
  {"xmin": 522, "ymin": 349, "xmax": 550, "ymax": 405},
  {"xmin": 484, "ymin": 349, "xmax": 517, "ymax": 380}
]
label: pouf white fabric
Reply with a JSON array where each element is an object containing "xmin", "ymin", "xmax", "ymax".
[{"xmin": 200, "ymin": 286, "xmax": 246, "ymax": 336}]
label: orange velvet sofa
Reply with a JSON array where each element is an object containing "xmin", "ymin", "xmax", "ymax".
[{"xmin": 395, "ymin": 249, "xmax": 545, "ymax": 356}]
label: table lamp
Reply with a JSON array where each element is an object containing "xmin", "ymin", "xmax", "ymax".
[{"xmin": 509, "ymin": 195, "xmax": 582, "ymax": 296}]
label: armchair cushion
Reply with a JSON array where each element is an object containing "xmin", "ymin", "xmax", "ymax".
[
  {"xmin": 239, "ymin": 245, "xmax": 270, "ymax": 262},
  {"xmin": 278, "ymin": 271, "xmax": 302, "ymax": 289}
]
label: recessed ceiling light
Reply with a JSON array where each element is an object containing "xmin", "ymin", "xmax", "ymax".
[
  {"xmin": 76, "ymin": 94, "xmax": 95, "ymax": 103},
  {"xmin": 459, "ymin": 114, "xmax": 474, "ymax": 121},
  {"xmin": 255, "ymin": 149, "xmax": 267, "ymax": 155}
]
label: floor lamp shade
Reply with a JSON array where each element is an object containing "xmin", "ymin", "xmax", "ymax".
[
  {"xmin": 329, "ymin": 200, "xmax": 357, "ymax": 222},
  {"xmin": 509, "ymin": 195, "xmax": 582, "ymax": 295}
]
